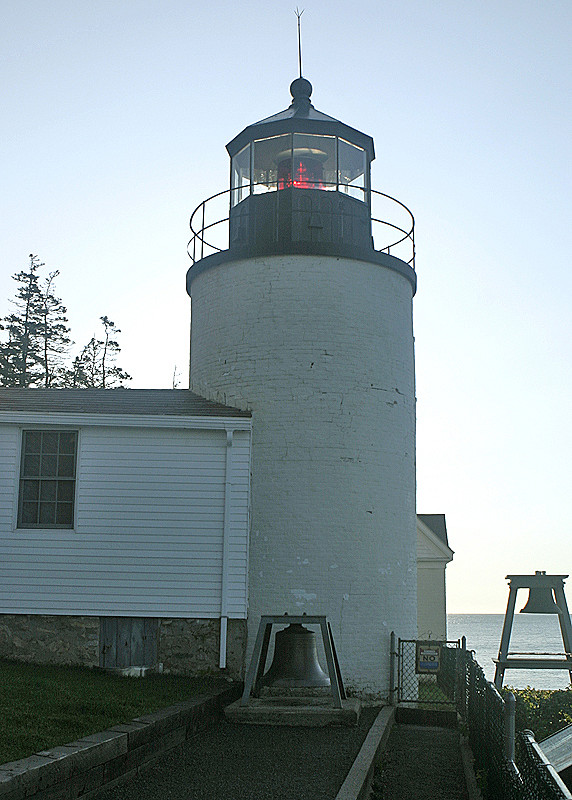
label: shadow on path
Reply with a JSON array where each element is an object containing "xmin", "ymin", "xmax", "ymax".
[
  {"xmin": 372, "ymin": 723, "xmax": 470, "ymax": 800},
  {"xmin": 92, "ymin": 707, "xmax": 378, "ymax": 800}
]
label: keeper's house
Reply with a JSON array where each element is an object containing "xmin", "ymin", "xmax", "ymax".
[{"xmin": 0, "ymin": 389, "xmax": 252, "ymax": 675}]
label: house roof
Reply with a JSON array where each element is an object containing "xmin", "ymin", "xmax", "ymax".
[
  {"xmin": 0, "ymin": 389, "xmax": 251, "ymax": 418},
  {"xmin": 417, "ymin": 514, "xmax": 449, "ymax": 547},
  {"xmin": 540, "ymin": 724, "xmax": 572, "ymax": 773}
]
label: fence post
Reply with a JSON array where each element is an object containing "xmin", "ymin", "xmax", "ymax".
[
  {"xmin": 504, "ymin": 691, "xmax": 516, "ymax": 764},
  {"xmin": 389, "ymin": 631, "xmax": 397, "ymax": 706},
  {"xmin": 458, "ymin": 637, "xmax": 467, "ymax": 720}
]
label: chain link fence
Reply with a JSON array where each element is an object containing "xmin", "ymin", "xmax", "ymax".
[
  {"xmin": 392, "ymin": 635, "xmax": 572, "ymax": 800},
  {"xmin": 516, "ymin": 731, "xmax": 571, "ymax": 800},
  {"xmin": 396, "ymin": 637, "xmax": 460, "ymax": 706}
]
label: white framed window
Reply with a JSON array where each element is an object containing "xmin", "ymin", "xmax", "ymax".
[{"xmin": 18, "ymin": 430, "xmax": 78, "ymax": 528}]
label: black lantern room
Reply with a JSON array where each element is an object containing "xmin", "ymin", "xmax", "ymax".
[
  {"xmin": 226, "ymin": 78, "xmax": 375, "ymax": 259},
  {"xmin": 187, "ymin": 78, "xmax": 415, "ymax": 294}
]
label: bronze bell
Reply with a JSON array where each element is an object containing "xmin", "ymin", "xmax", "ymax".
[
  {"xmin": 520, "ymin": 587, "xmax": 561, "ymax": 614},
  {"xmin": 260, "ymin": 623, "xmax": 331, "ymax": 688}
]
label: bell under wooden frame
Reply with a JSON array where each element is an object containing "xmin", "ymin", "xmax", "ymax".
[
  {"xmin": 240, "ymin": 614, "xmax": 346, "ymax": 707},
  {"xmin": 493, "ymin": 572, "xmax": 572, "ymax": 689}
]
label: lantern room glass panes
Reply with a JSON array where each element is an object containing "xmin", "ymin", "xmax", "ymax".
[
  {"xmin": 252, "ymin": 134, "xmax": 290, "ymax": 193},
  {"xmin": 286, "ymin": 134, "xmax": 336, "ymax": 190},
  {"xmin": 231, "ymin": 144, "xmax": 251, "ymax": 206},
  {"xmin": 18, "ymin": 430, "xmax": 78, "ymax": 528},
  {"xmin": 338, "ymin": 138, "xmax": 367, "ymax": 201},
  {"xmin": 231, "ymin": 134, "xmax": 368, "ymax": 204}
]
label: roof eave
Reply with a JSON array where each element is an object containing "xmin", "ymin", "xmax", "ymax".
[{"xmin": 226, "ymin": 117, "xmax": 375, "ymax": 161}]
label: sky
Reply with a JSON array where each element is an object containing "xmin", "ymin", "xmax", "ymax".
[{"xmin": 1, "ymin": 0, "xmax": 571, "ymax": 614}]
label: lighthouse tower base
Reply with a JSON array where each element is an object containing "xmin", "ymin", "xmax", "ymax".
[{"xmin": 189, "ymin": 251, "xmax": 417, "ymax": 697}]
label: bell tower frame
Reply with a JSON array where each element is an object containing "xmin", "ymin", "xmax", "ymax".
[{"xmin": 494, "ymin": 572, "xmax": 572, "ymax": 688}]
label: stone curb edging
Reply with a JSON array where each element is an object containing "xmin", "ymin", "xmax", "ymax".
[
  {"xmin": 334, "ymin": 706, "xmax": 483, "ymax": 800},
  {"xmin": 334, "ymin": 705, "xmax": 396, "ymax": 800},
  {"xmin": 460, "ymin": 737, "xmax": 484, "ymax": 800},
  {"xmin": 0, "ymin": 685, "xmax": 241, "ymax": 800}
]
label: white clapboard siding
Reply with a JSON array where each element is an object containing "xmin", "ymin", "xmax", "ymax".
[
  {"xmin": 0, "ymin": 421, "xmax": 251, "ymax": 618},
  {"xmin": 0, "ymin": 426, "xmax": 19, "ymax": 531}
]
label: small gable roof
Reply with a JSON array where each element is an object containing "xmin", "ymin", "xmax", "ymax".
[
  {"xmin": 0, "ymin": 388, "xmax": 251, "ymax": 418},
  {"xmin": 417, "ymin": 514, "xmax": 449, "ymax": 547}
]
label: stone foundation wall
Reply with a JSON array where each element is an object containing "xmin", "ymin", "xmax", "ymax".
[
  {"xmin": 159, "ymin": 618, "xmax": 246, "ymax": 679},
  {"xmin": 0, "ymin": 614, "xmax": 247, "ymax": 679},
  {"xmin": 0, "ymin": 614, "xmax": 100, "ymax": 667}
]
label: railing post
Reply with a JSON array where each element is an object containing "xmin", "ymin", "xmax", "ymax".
[
  {"xmin": 389, "ymin": 631, "xmax": 397, "ymax": 706},
  {"xmin": 504, "ymin": 691, "xmax": 516, "ymax": 764},
  {"xmin": 459, "ymin": 637, "xmax": 467, "ymax": 720},
  {"xmin": 201, "ymin": 202, "xmax": 206, "ymax": 260}
]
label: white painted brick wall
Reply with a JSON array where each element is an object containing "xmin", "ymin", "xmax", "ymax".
[{"xmin": 189, "ymin": 254, "xmax": 417, "ymax": 696}]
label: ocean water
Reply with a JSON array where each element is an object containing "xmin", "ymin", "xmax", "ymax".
[{"xmin": 447, "ymin": 614, "xmax": 572, "ymax": 690}]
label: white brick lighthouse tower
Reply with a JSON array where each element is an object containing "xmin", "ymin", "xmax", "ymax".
[{"xmin": 187, "ymin": 77, "xmax": 417, "ymax": 696}]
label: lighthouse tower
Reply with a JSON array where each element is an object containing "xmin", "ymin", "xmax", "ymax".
[{"xmin": 187, "ymin": 78, "xmax": 417, "ymax": 696}]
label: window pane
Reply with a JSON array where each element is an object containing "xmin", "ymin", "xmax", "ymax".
[
  {"xmin": 253, "ymin": 134, "xmax": 291, "ymax": 192},
  {"xmin": 59, "ymin": 432, "xmax": 77, "ymax": 455},
  {"xmin": 40, "ymin": 453, "xmax": 57, "ymax": 476},
  {"xmin": 292, "ymin": 134, "xmax": 336, "ymax": 190},
  {"xmin": 231, "ymin": 143, "xmax": 251, "ymax": 207},
  {"xmin": 22, "ymin": 480, "xmax": 39, "ymax": 502},
  {"xmin": 338, "ymin": 138, "xmax": 366, "ymax": 201},
  {"xmin": 39, "ymin": 502, "xmax": 56, "ymax": 526},
  {"xmin": 24, "ymin": 431, "xmax": 41, "ymax": 452},
  {"xmin": 42, "ymin": 431, "xmax": 59, "ymax": 453},
  {"xmin": 22, "ymin": 453, "xmax": 40, "ymax": 477},
  {"xmin": 40, "ymin": 480, "xmax": 57, "ymax": 501},
  {"xmin": 21, "ymin": 502, "xmax": 38, "ymax": 524},
  {"xmin": 58, "ymin": 455, "xmax": 75, "ymax": 478},
  {"xmin": 56, "ymin": 503, "xmax": 73, "ymax": 526},
  {"xmin": 57, "ymin": 481, "xmax": 74, "ymax": 502}
]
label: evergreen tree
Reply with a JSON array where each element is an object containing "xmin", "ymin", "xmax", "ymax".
[
  {"xmin": 1, "ymin": 257, "xmax": 131, "ymax": 389},
  {"xmin": 38, "ymin": 270, "xmax": 73, "ymax": 387},
  {"xmin": 72, "ymin": 317, "xmax": 131, "ymax": 388},
  {"xmin": 0, "ymin": 255, "xmax": 45, "ymax": 386},
  {"xmin": 0, "ymin": 256, "xmax": 73, "ymax": 387}
]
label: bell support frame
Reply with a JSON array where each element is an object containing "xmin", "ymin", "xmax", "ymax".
[{"xmin": 241, "ymin": 614, "xmax": 346, "ymax": 708}]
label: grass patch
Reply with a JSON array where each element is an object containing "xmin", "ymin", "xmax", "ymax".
[
  {"xmin": 417, "ymin": 680, "xmax": 454, "ymax": 706},
  {"xmin": 0, "ymin": 659, "xmax": 233, "ymax": 764}
]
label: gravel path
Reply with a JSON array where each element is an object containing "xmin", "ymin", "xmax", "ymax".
[
  {"xmin": 373, "ymin": 723, "xmax": 469, "ymax": 800},
  {"xmin": 92, "ymin": 707, "xmax": 378, "ymax": 800}
]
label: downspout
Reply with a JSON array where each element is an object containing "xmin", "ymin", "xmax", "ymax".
[{"xmin": 219, "ymin": 428, "xmax": 233, "ymax": 668}]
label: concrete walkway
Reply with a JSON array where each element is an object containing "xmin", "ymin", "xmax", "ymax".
[
  {"xmin": 90, "ymin": 708, "xmax": 379, "ymax": 800},
  {"xmin": 87, "ymin": 705, "xmax": 474, "ymax": 800},
  {"xmin": 373, "ymin": 723, "xmax": 471, "ymax": 800}
]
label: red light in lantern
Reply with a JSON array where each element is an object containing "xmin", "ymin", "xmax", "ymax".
[{"xmin": 277, "ymin": 149, "xmax": 327, "ymax": 190}]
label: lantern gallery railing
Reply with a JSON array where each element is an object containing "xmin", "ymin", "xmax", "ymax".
[{"xmin": 187, "ymin": 184, "xmax": 415, "ymax": 269}]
